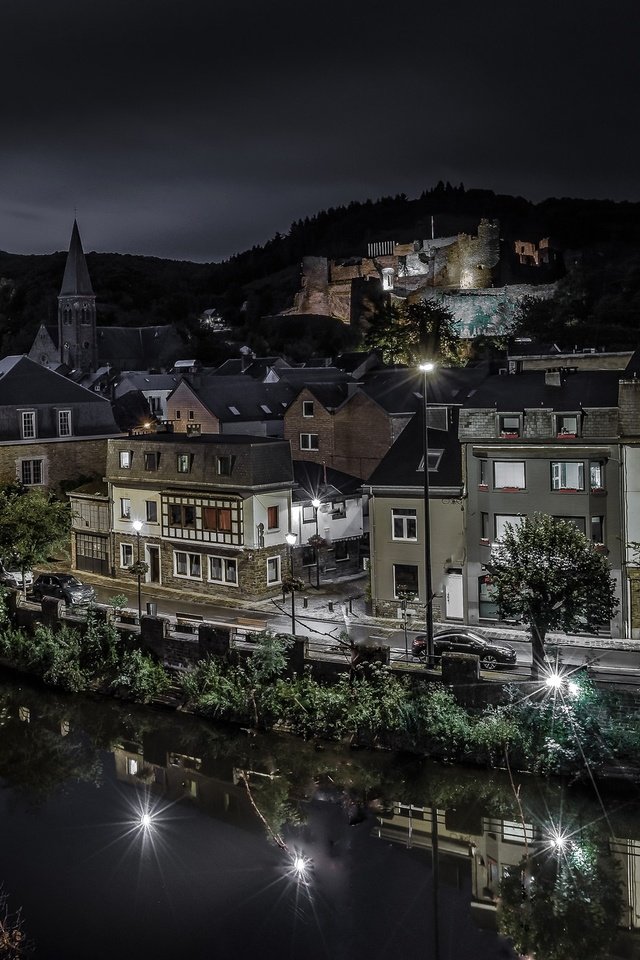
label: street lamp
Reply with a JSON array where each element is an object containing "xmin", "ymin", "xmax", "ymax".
[
  {"xmin": 312, "ymin": 498, "xmax": 321, "ymax": 589},
  {"xmin": 285, "ymin": 532, "xmax": 297, "ymax": 635},
  {"xmin": 419, "ymin": 361, "xmax": 436, "ymax": 667},
  {"xmin": 132, "ymin": 519, "xmax": 143, "ymax": 622}
]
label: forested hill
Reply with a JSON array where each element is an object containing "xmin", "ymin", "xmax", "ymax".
[{"xmin": 1, "ymin": 184, "xmax": 640, "ymax": 357}]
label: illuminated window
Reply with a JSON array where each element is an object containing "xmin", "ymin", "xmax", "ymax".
[
  {"xmin": 120, "ymin": 543, "xmax": 134, "ymax": 567},
  {"xmin": 177, "ymin": 454, "xmax": 191, "ymax": 473},
  {"xmin": 393, "ymin": 564, "xmax": 419, "ymax": 600},
  {"xmin": 119, "ymin": 450, "xmax": 132, "ymax": 469},
  {"xmin": 209, "ymin": 556, "xmax": 238, "ymax": 584},
  {"xmin": 120, "ymin": 498, "xmax": 131, "ymax": 519},
  {"xmin": 493, "ymin": 462, "xmax": 525, "ymax": 489},
  {"xmin": 551, "ymin": 461, "xmax": 584, "ymax": 491},
  {"xmin": 203, "ymin": 506, "xmax": 232, "ymax": 532},
  {"xmin": 174, "ymin": 551, "xmax": 202, "ymax": 579}
]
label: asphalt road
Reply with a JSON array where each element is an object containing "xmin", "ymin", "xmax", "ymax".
[{"xmin": 91, "ymin": 582, "xmax": 640, "ymax": 686}]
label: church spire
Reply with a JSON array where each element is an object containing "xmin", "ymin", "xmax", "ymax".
[
  {"xmin": 59, "ymin": 219, "xmax": 94, "ymax": 296},
  {"xmin": 58, "ymin": 220, "xmax": 97, "ymax": 371}
]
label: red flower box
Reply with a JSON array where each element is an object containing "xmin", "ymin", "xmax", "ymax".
[{"xmin": 500, "ymin": 432, "xmax": 520, "ymax": 439}]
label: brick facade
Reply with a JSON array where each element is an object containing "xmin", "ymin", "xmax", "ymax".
[{"xmin": 1, "ymin": 437, "xmax": 110, "ymax": 494}]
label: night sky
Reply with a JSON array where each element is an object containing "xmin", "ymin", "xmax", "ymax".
[{"xmin": 1, "ymin": 0, "xmax": 637, "ymax": 262}]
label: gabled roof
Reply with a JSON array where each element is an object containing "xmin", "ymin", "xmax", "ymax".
[
  {"xmin": 115, "ymin": 371, "xmax": 181, "ymax": 393},
  {"xmin": 292, "ymin": 460, "xmax": 363, "ymax": 502},
  {"xmin": 367, "ymin": 409, "xmax": 462, "ymax": 490},
  {"xmin": 181, "ymin": 375, "xmax": 296, "ymax": 421},
  {"xmin": 359, "ymin": 364, "xmax": 490, "ymax": 413},
  {"xmin": 59, "ymin": 220, "xmax": 94, "ymax": 297},
  {"xmin": 0, "ymin": 355, "xmax": 112, "ymax": 405},
  {"xmin": 463, "ymin": 369, "xmax": 620, "ymax": 411}
]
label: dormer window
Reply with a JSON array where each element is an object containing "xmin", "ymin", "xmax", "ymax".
[
  {"xmin": 556, "ymin": 414, "xmax": 579, "ymax": 438},
  {"xmin": 499, "ymin": 414, "xmax": 521, "ymax": 438}
]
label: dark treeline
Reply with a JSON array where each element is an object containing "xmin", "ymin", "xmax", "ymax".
[{"xmin": 1, "ymin": 184, "xmax": 640, "ymax": 359}]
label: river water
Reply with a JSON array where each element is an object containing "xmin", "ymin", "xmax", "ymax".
[{"xmin": 0, "ymin": 672, "xmax": 638, "ymax": 960}]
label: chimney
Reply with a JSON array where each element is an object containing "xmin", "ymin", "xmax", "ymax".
[{"xmin": 545, "ymin": 370, "xmax": 562, "ymax": 387}]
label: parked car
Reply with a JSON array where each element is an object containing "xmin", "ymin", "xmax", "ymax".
[
  {"xmin": 411, "ymin": 629, "xmax": 517, "ymax": 670},
  {"xmin": 32, "ymin": 573, "xmax": 96, "ymax": 606},
  {"xmin": 0, "ymin": 562, "xmax": 33, "ymax": 591}
]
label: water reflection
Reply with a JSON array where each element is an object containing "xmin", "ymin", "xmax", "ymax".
[{"xmin": 1, "ymin": 673, "xmax": 640, "ymax": 959}]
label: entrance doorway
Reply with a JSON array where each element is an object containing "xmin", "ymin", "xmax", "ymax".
[
  {"xmin": 444, "ymin": 569, "xmax": 464, "ymax": 620},
  {"xmin": 147, "ymin": 546, "xmax": 161, "ymax": 584}
]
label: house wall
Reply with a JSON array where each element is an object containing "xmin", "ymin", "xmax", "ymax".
[
  {"xmin": 368, "ymin": 494, "xmax": 464, "ymax": 619},
  {"xmin": 0, "ymin": 437, "xmax": 110, "ymax": 493},
  {"xmin": 166, "ymin": 382, "xmax": 220, "ymax": 434},
  {"xmin": 333, "ymin": 393, "xmax": 398, "ymax": 480},
  {"xmin": 283, "ymin": 389, "xmax": 335, "ymax": 465}
]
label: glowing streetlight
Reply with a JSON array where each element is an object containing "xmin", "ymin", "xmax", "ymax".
[{"xmin": 418, "ymin": 360, "xmax": 436, "ymax": 667}]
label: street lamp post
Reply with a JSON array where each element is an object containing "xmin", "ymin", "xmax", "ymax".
[
  {"xmin": 132, "ymin": 519, "xmax": 143, "ymax": 622},
  {"xmin": 419, "ymin": 361, "xmax": 436, "ymax": 667},
  {"xmin": 312, "ymin": 498, "xmax": 321, "ymax": 589},
  {"xmin": 285, "ymin": 532, "xmax": 297, "ymax": 635}
]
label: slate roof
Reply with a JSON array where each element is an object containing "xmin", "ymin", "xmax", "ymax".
[
  {"xmin": 292, "ymin": 460, "xmax": 363, "ymax": 503},
  {"xmin": 114, "ymin": 372, "xmax": 181, "ymax": 394},
  {"xmin": 359, "ymin": 364, "xmax": 490, "ymax": 413},
  {"xmin": 97, "ymin": 325, "xmax": 184, "ymax": 368},
  {"xmin": 183, "ymin": 375, "xmax": 295, "ymax": 421},
  {"xmin": 462, "ymin": 369, "xmax": 621, "ymax": 411},
  {"xmin": 59, "ymin": 220, "xmax": 94, "ymax": 296},
  {"xmin": 366, "ymin": 409, "xmax": 462, "ymax": 491},
  {"xmin": 0, "ymin": 355, "xmax": 112, "ymax": 405}
]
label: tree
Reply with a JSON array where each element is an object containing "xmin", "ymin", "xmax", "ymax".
[
  {"xmin": 487, "ymin": 514, "xmax": 618, "ymax": 678},
  {"xmin": 364, "ymin": 298, "xmax": 461, "ymax": 366},
  {"xmin": 499, "ymin": 834, "xmax": 622, "ymax": 960},
  {"xmin": 0, "ymin": 488, "xmax": 71, "ymax": 594}
]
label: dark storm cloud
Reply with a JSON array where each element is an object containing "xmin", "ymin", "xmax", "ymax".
[{"xmin": 0, "ymin": 0, "xmax": 638, "ymax": 260}]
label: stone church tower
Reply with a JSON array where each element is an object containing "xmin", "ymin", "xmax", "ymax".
[{"xmin": 58, "ymin": 220, "xmax": 97, "ymax": 371}]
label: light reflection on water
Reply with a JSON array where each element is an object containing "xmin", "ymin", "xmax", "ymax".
[{"xmin": 0, "ymin": 676, "xmax": 638, "ymax": 960}]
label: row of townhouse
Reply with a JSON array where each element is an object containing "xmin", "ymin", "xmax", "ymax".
[
  {"xmin": 69, "ymin": 432, "xmax": 367, "ymax": 601},
  {"xmin": 366, "ymin": 361, "xmax": 640, "ymax": 640}
]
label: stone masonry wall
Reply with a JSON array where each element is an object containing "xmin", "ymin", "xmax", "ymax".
[{"xmin": 0, "ymin": 437, "xmax": 109, "ymax": 494}]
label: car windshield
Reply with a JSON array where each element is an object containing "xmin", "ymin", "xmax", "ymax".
[{"xmin": 60, "ymin": 577, "xmax": 82, "ymax": 587}]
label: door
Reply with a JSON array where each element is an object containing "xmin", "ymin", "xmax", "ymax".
[
  {"xmin": 147, "ymin": 546, "xmax": 160, "ymax": 584},
  {"xmin": 445, "ymin": 571, "xmax": 464, "ymax": 620}
]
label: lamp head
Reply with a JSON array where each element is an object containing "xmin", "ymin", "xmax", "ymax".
[
  {"xmin": 312, "ymin": 498, "xmax": 321, "ymax": 509},
  {"xmin": 418, "ymin": 361, "xmax": 436, "ymax": 374},
  {"xmin": 132, "ymin": 520, "xmax": 143, "ymax": 533},
  {"xmin": 285, "ymin": 533, "xmax": 297, "ymax": 546}
]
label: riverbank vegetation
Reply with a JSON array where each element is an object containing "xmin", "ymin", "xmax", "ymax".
[{"xmin": 1, "ymin": 615, "xmax": 639, "ymax": 781}]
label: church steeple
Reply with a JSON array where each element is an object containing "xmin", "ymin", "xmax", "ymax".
[
  {"xmin": 58, "ymin": 220, "xmax": 97, "ymax": 371},
  {"xmin": 60, "ymin": 219, "xmax": 94, "ymax": 297}
]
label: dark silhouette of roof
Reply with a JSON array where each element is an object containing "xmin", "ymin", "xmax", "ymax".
[
  {"xmin": 292, "ymin": 460, "xmax": 363, "ymax": 502},
  {"xmin": 0, "ymin": 355, "xmax": 110, "ymax": 405},
  {"xmin": 463, "ymin": 369, "xmax": 620, "ymax": 410},
  {"xmin": 182, "ymin": 375, "xmax": 295, "ymax": 421},
  {"xmin": 367, "ymin": 408, "xmax": 462, "ymax": 490},
  {"xmin": 59, "ymin": 220, "xmax": 94, "ymax": 296}
]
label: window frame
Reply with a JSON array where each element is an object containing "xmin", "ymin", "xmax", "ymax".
[
  {"xmin": 302, "ymin": 400, "xmax": 314, "ymax": 418},
  {"xmin": 300, "ymin": 433, "xmax": 319, "ymax": 451},
  {"xmin": 551, "ymin": 460, "xmax": 585, "ymax": 492},
  {"xmin": 393, "ymin": 563, "xmax": 419, "ymax": 601},
  {"xmin": 176, "ymin": 453, "xmax": 191, "ymax": 474},
  {"xmin": 20, "ymin": 411, "xmax": 36, "ymax": 440},
  {"xmin": 120, "ymin": 542, "xmax": 134, "ymax": 568},
  {"xmin": 144, "ymin": 451, "xmax": 160, "ymax": 472},
  {"xmin": 145, "ymin": 500, "xmax": 158, "ymax": 523},
  {"xmin": 173, "ymin": 550, "xmax": 203, "ymax": 580},
  {"xmin": 493, "ymin": 461, "xmax": 526, "ymax": 490},
  {"xmin": 499, "ymin": 414, "xmax": 521, "ymax": 437},
  {"xmin": 556, "ymin": 413, "xmax": 580, "ymax": 437},
  {"xmin": 208, "ymin": 555, "xmax": 238, "ymax": 586},
  {"xmin": 58, "ymin": 409, "xmax": 72, "ymax": 437},
  {"xmin": 120, "ymin": 498, "xmax": 131, "ymax": 520},
  {"xmin": 20, "ymin": 458, "xmax": 44, "ymax": 486},
  {"xmin": 119, "ymin": 450, "xmax": 132, "ymax": 469},
  {"xmin": 266, "ymin": 505, "xmax": 279, "ymax": 531},
  {"xmin": 266, "ymin": 555, "xmax": 281, "ymax": 585},
  {"xmin": 391, "ymin": 508, "xmax": 418, "ymax": 541}
]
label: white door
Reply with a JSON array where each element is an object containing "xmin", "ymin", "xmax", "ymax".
[{"xmin": 445, "ymin": 572, "xmax": 464, "ymax": 620}]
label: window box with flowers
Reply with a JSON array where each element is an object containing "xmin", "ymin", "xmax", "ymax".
[
  {"xmin": 307, "ymin": 534, "xmax": 327, "ymax": 550},
  {"xmin": 556, "ymin": 432, "xmax": 576, "ymax": 440},
  {"xmin": 590, "ymin": 487, "xmax": 606, "ymax": 496},
  {"xmin": 593, "ymin": 543, "xmax": 608, "ymax": 553},
  {"xmin": 480, "ymin": 537, "xmax": 490, "ymax": 546},
  {"xmin": 500, "ymin": 432, "xmax": 520, "ymax": 439},
  {"xmin": 478, "ymin": 483, "xmax": 489, "ymax": 491}
]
